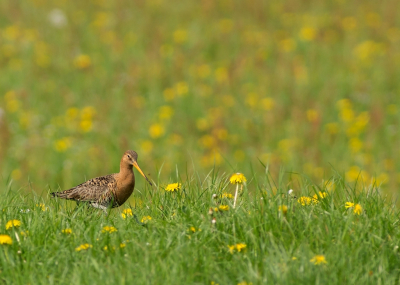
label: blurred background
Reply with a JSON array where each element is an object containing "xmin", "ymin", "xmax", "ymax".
[{"xmin": 0, "ymin": 0, "xmax": 399, "ymax": 195}]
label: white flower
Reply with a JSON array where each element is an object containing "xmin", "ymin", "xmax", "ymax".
[
  {"xmin": 288, "ymin": 189, "xmax": 293, "ymax": 195},
  {"xmin": 48, "ymin": 9, "xmax": 67, "ymax": 28}
]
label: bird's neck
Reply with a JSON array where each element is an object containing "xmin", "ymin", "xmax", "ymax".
[
  {"xmin": 119, "ymin": 162, "xmax": 134, "ymax": 177},
  {"xmin": 116, "ymin": 162, "xmax": 135, "ymax": 205}
]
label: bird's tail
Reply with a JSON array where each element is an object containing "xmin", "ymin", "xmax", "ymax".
[{"xmin": 51, "ymin": 189, "xmax": 73, "ymax": 199}]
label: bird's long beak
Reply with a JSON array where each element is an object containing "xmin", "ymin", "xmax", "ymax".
[{"xmin": 133, "ymin": 161, "xmax": 152, "ymax": 186}]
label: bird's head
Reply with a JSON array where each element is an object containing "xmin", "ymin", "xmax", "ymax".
[{"xmin": 123, "ymin": 150, "xmax": 152, "ymax": 186}]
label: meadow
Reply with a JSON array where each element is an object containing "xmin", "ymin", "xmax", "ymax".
[
  {"xmin": 1, "ymin": 0, "xmax": 400, "ymax": 283},
  {"xmin": 1, "ymin": 172, "xmax": 400, "ymax": 284}
]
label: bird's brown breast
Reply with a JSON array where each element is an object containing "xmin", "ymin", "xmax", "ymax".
[{"xmin": 114, "ymin": 172, "xmax": 135, "ymax": 206}]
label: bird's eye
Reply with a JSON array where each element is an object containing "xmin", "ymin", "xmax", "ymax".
[{"xmin": 127, "ymin": 154, "xmax": 131, "ymax": 158}]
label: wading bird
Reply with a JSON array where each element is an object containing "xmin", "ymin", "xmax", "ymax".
[{"xmin": 51, "ymin": 150, "xmax": 152, "ymax": 211}]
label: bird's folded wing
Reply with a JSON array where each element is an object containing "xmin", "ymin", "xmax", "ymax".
[{"xmin": 59, "ymin": 174, "xmax": 117, "ymax": 202}]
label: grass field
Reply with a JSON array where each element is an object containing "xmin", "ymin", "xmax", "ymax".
[
  {"xmin": 1, "ymin": 0, "xmax": 400, "ymax": 283},
  {"xmin": 1, "ymin": 172, "xmax": 400, "ymax": 284}
]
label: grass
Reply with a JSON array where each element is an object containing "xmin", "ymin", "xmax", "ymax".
[{"xmin": 0, "ymin": 170, "xmax": 399, "ymax": 284}]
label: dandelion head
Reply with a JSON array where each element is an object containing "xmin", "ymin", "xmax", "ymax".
[
  {"xmin": 297, "ymin": 196, "xmax": 312, "ymax": 206},
  {"xmin": 6, "ymin": 219, "xmax": 21, "ymax": 230},
  {"xmin": 218, "ymin": 205, "xmax": 229, "ymax": 211},
  {"xmin": 221, "ymin": 193, "xmax": 234, "ymax": 199},
  {"xmin": 62, "ymin": 228, "xmax": 72, "ymax": 234},
  {"xmin": 278, "ymin": 205, "xmax": 288, "ymax": 215},
  {"xmin": 0, "ymin": 235, "xmax": 12, "ymax": 245},
  {"xmin": 165, "ymin": 183, "xmax": 181, "ymax": 192},
  {"xmin": 141, "ymin": 216, "xmax": 152, "ymax": 223},
  {"xmin": 230, "ymin": 173, "xmax": 247, "ymax": 184},
  {"xmin": 102, "ymin": 226, "xmax": 117, "ymax": 233},
  {"xmin": 345, "ymin": 202, "xmax": 355, "ymax": 209},
  {"xmin": 121, "ymin": 208, "xmax": 133, "ymax": 219},
  {"xmin": 353, "ymin": 204, "xmax": 362, "ymax": 215},
  {"xmin": 310, "ymin": 255, "xmax": 327, "ymax": 265},
  {"xmin": 75, "ymin": 243, "xmax": 92, "ymax": 251}
]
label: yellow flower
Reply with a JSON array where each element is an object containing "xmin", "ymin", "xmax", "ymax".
[
  {"xmin": 345, "ymin": 202, "xmax": 354, "ymax": 209},
  {"xmin": 120, "ymin": 243, "xmax": 126, "ymax": 248},
  {"xmin": 173, "ymin": 29, "xmax": 187, "ymax": 44},
  {"xmin": 149, "ymin": 123, "xmax": 165, "ymax": 139},
  {"xmin": 306, "ymin": 109, "xmax": 319, "ymax": 122},
  {"xmin": 75, "ymin": 243, "xmax": 92, "ymax": 251},
  {"xmin": 297, "ymin": 196, "xmax": 312, "ymax": 206},
  {"xmin": 353, "ymin": 204, "xmax": 362, "ymax": 215},
  {"xmin": 6, "ymin": 219, "xmax": 21, "ymax": 230},
  {"xmin": 141, "ymin": 216, "xmax": 152, "ymax": 223},
  {"xmin": 36, "ymin": 203, "xmax": 47, "ymax": 211},
  {"xmin": 278, "ymin": 205, "xmax": 288, "ymax": 215},
  {"xmin": 300, "ymin": 27, "xmax": 317, "ymax": 41},
  {"xmin": 11, "ymin": 169, "xmax": 22, "ymax": 181},
  {"xmin": 102, "ymin": 226, "xmax": 117, "ymax": 233},
  {"xmin": 310, "ymin": 255, "xmax": 327, "ymax": 265},
  {"xmin": 189, "ymin": 227, "xmax": 196, "ymax": 233},
  {"xmin": 219, "ymin": 205, "xmax": 229, "ymax": 211},
  {"xmin": 121, "ymin": 208, "xmax": 133, "ymax": 219},
  {"xmin": 80, "ymin": 120, "xmax": 93, "ymax": 132},
  {"xmin": 221, "ymin": 193, "xmax": 234, "ymax": 199},
  {"xmin": 0, "ymin": 234, "xmax": 12, "ymax": 245},
  {"xmin": 229, "ymin": 173, "xmax": 246, "ymax": 184},
  {"xmin": 228, "ymin": 243, "xmax": 247, "ymax": 253},
  {"xmin": 54, "ymin": 137, "xmax": 72, "ymax": 152},
  {"xmin": 312, "ymin": 192, "xmax": 327, "ymax": 201},
  {"xmin": 165, "ymin": 183, "xmax": 181, "ymax": 192},
  {"xmin": 236, "ymin": 243, "xmax": 247, "ymax": 252},
  {"xmin": 175, "ymin": 82, "xmax": 189, "ymax": 96},
  {"xmin": 62, "ymin": 228, "xmax": 72, "ymax": 234},
  {"xmin": 73, "ymin": 54, "xmax": 91, "ymax": 69}
]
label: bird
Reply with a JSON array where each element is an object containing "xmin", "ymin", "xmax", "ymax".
[{"xmin": 51, "ymin": 150, "xmax": 152, "ymax": 211}]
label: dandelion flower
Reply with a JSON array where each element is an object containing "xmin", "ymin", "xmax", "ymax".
[
  {"xmin": 165, "ymin": 183, "xmax": 181, "ymax": 192},
  {"xmin": 228, "ymin": 245, "xmax": 236, "ymax": 253},
  {"xmin": 219, "ymin": 205, "xmax": 229, "ymax": 211},
  {"xmin": 73, "ymin": 54, "xmax": 91, "ymax": 69},
  {"xmin": 345, "ymin": 202, "xmax": 354, "ymax": 209},
  {"xmin": 189, "ymin": 227, "xmax": 196, "ymax": 233},
  {"xmin": 6, "ymin": 219, "xmax": 21, "ymax": 230},
  {"xmin": 0, "ymin": 235, "xmax": 12, "ymax": 245},
  {"xmin": 236, "ymin": 243, "xmax": 247, "ymax": 252},
  {"xmin": 228, "ymin": 243, "xmax": 247, "ymax": 253},
  {"xmin": 120, "ymin": 243, "xmax": 126, "ymax": 248},
  {"xmin": 278, "ymin": 205, "xmax": 288, "ymax": 215},
  {"xmin": 310, "ymin": 255, "xmax": 327, "ymax": 265},
  {"xmin": 102, "ymin": 226, "xmax": 117, "ymax": 233},
  {"xmin": 75, "ymin": 243, "xmax": 92, "ymax": 251},
  {"xmin": 229, "ymin": 173, "xmax": 247, "ymax": 184},
  {"xmin": 297, "ymin": 196, "xmax": 312, "ymax": 206},
  {"xmin": 222, "ymin": 193, "xmax": 234, "ymax": 199},
  {"xmin": 353, "ymin": 204, "xmax": 362, "ymax": 215},
  {"xmin": 230, "ymin": 173, "xmax": 246, "ymax": 208},
  {"xmin": 141, "ymin": 216, "xmax": 152, "ymax": 223},
  {"xmin": 36, "ymin": 203, "xmax": 47, "ymax": 211},
  {"xmin": 121, "ymin": 208, "xmax": 133, "ymax": 219},
  {"xmin": 62, "ymin": 228, "xmax": 72, "ymax": 234}
]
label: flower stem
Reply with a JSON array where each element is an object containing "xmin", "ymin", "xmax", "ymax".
[{"xmin": 233, "ymin": 183, "xmax": 239, "ymax": 208}]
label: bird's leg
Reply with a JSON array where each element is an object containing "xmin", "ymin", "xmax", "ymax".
[{"xmin": 91, "ymin": 203, "xmax": 108, "ymax": 213}]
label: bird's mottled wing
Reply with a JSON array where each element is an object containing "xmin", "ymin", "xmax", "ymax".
[{"xmin": 53, "ymin": 174, "xmax": 117, "ymax": 204}]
